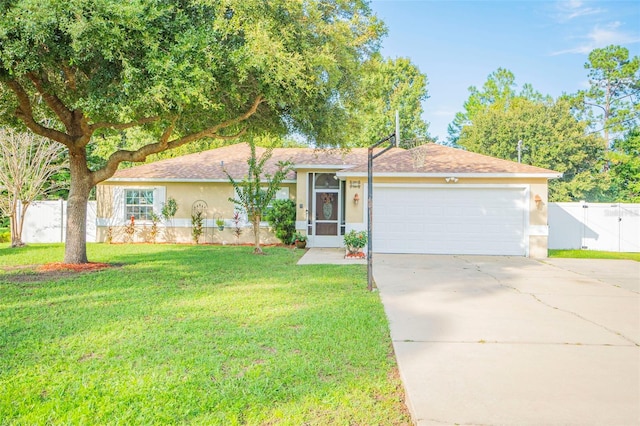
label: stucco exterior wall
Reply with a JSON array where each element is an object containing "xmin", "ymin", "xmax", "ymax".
[
  {"xmin": 96, "ymin": 181, "xmax": 294, "ymax": 244},
  {"xmin": 97, "ymin": 173, "xmax": 552, "ymax": 257}
]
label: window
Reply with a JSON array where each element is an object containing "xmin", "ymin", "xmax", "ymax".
[{"xmin": 125, "ymin": 189, "xmax": 154, "ymax": 220}]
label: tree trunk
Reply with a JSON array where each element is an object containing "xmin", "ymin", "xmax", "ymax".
[
  {"xmin": 64, "ymin": 148, "xmax": 93, "ymax": 264},
  {"xmin": 9, "ymin": 210, "xmax": 24, "ymax": 248},
  {"xmin": 253, "ymin": 214, "xmax": 263, "ymax": 254}
]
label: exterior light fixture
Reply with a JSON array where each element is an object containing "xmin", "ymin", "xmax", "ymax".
[
  {"xmin": 534, "ymin": 194, "xmax": 543, "ymax": 210},
  {"xmin": 445, "ymin": 177, "xmax": 458, "ymax": 183},
  {"xmin": 353, "ymin": 193, "xmax": 360, "ymax": 205}
]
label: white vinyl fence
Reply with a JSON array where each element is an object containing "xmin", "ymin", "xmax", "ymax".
[
  {"xmin": 19, "ymin": 200, "xmax": 97, "ymax": 243},
  {"xmin": 548, "ymin": 202, "xmax": 640, "ymax": 252}
]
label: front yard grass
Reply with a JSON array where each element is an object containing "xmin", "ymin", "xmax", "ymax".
[
  {"xmin": 0, "ymin": 244, "xmax": 409, "ymax": 424},
  {"xmin": 549, "ymin": 249, "xmax": 640, "ymax": 262}
]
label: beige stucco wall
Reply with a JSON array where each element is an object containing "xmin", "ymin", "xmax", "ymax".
[
  {"xmin": 96, "ymin": 181, "xmax": 294, "ymax": 245},
  {"xmin": 97, "ymin": 174, "xmax": 552, "ymax": 257}
]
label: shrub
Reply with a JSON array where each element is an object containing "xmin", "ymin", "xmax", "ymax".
[
  {"xmin": 191, "ymin": 211, "xmax": 204, "ymax": 244},
  {"xmin": 265, "ymin": 199, "xmax": 296, "ymax": 244},
  {"xmin": 344, "ymin": 230, "xmax": 367, "ymax": 253},
  {"xmin": 0, "ymin": 231, "xmax": 10, "ymax": 243}
]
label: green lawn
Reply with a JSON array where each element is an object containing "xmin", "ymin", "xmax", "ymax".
[
  {"xmin": 0, "ymin": 244, "xmax": 409, "ymax": 425},
  {"xmin": 549, "ymin": 249, "xmax": 640, "ymax": 262}
]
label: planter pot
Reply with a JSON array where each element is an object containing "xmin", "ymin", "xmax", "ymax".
[
  {"xmin": 295, "ymin": 240, "xmax": 307, "ymax": 249},
  {"xmin": 217, "ymin": 225, "xmax": 224, "ymax": 231}
]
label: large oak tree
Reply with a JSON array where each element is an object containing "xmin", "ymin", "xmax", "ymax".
[{"xmin": 0, "ymin": 0, "xmax": 384, "ymax": 263}]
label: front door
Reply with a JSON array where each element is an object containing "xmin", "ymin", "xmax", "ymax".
[{"xmin": 309, "ymin": 173, "xmax": 344, "ymax": 247}]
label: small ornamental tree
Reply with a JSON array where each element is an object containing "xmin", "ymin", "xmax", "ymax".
[
  {"xmin": 0, "ymin": 128, "xmax": 67, "ymax": 247},
  {"xmin": 226, "ymin": 140, "xmax": 292, "ymax": 254},
  {"xmin": 161, "ymin": 196, "xmax": 178, "ymax": 242}
]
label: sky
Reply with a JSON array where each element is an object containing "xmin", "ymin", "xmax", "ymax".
[{"xmin": 369, "ymin": 0, "xmax": 640, "ymax": 142}]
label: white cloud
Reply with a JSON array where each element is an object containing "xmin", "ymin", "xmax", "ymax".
[
  {"xmin": 554, "ymin": 0, "xmax": 605, "ymax": 22},
  {"xmin": 552, "ymin": 22, "xmax": 640, "ymax": 55}
]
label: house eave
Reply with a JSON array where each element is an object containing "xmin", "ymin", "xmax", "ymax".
[
  {"xmin": 294, "ymin": 164, "xmax": 356, "ymax": 170},
  {"xmin": 335, "ymin": 171, "xmax": 563, "ymax": 179},
  {"xmin": 105, "ymin": 178, "xmax": 298, "ymax": 184}
]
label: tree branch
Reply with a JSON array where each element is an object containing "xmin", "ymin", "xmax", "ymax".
[
  {"xmin": 27, "ymin": 72, "xmax": 74, "ymax": 130},
  {"xmin": 91, "ymin": 95, "xmax": 264, "ymax": 185},
  {"xmin": 6, "ymin": 79, "xmax": 74, "ymax": 146},
  {"xmin": 584, "ymin": 101, "xmax": 607, "ymax": 114}
]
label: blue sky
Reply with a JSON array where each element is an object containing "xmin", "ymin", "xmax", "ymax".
[{"xmin": 369, "ymin": 0, "xmax": 640, "ymax": 142}]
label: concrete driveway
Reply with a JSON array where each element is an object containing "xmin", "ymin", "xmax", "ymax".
[{"xmin": 373, "ymin": 255, "xmax": 640, "ymax": 426}]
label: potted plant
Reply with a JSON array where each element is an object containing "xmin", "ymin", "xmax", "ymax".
[
  {"xmin": 344, "ymin": 230, "xmax": 367, "ymax": 258},
  {"xmin": 293, "ymin": 232, "xmax": 308, "ymax": 249},
  {"xmin": 216, "ymin": 218, "xmax": 225, "ymax": 231}
]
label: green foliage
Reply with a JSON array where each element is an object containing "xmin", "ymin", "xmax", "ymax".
[
  {"xmin": 264, "ymin": 199, "xmax": 296, "ymax": 244},
  {"xmin": 161, "ymin": 197, "xmax": 179, "ymax": 221},
  {"xmin": 457, "ymin": 95, "xmax": 606, "ymax": 201},
  {"xmin": 577, "ymin": 45, "xmax": 640, "ymax": 144},
  {"xmin": 191, "ymin": 211, "xmax": 204, "ymax": 244},
  {"xmin": 0, "ymin": 230, "xmax": 9, "ymax": 243},
  {"xmin": 0, "ymin": 244, "xmax": 409, "ymax": 424},
  {"xmin": 293, "ymin": 232, "xmax": 307, "ymax": 243},
  {"xmin": 608, "ymin": 128, "xmax": 640, "ymax": 202},
  {"xmin": 448, "ymin": 68, "xmax": 545, "ymax": 145},
  {"xmin": 226, "ymin": 138, "xmax": 293, "ymax": 253},
  {"xmin": 343, "ymin": 53, "xmax": 430, "ymax": 146},
  {"xmin": 344, "ymin": 230, "xmax": 367, "ymax": 251},
  {"xmin": 0, "ymin": 0, "xmax": 385, "ymax": 262}
]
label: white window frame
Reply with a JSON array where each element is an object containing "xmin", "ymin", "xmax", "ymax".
[{"xmin": 107, "ymin": 186, "xmax": 165, "ymax": 225}]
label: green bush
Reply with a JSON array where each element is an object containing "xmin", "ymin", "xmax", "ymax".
[
  {"xmin": 265, "ymin": 199, "xmax": 296, "ymax": 244},
  {"xmin": 0, "ymin": 230, "xmax": 10, "ymax": 243},
  {"xmin": 344, "ymin": 230, "xmax": 367, "ymax": 251}
]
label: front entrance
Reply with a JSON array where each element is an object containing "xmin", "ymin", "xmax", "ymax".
[{"xmin": 308, "ymin": 173, "xmax": 345, "ymax": 247}]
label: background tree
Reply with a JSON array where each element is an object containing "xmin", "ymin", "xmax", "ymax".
[
  {"xmin": 225, "ymin": 139, "xmax": 293, "ymax": 254},
  {"xmin": 457, "ymin": 96, "xmax": 606, "ymax": 201},
  {"xmin": 574, "ymin": 45, "xmax": 640, "ymax": 148},
  {"xmin": 0, "ymin": 0, "xmax": 384, "ymax": 263},
  {"xmin": 449, "ymin": 68, "xmax": 514, "ymax": 145},
  {"xmin": 0, "ymin": 128, "xmax": 67, "ymax": 247},
  {"xmin": 343, "ymin": 53, "xmax": 430, "ymax": 146},
  {"xmin": 607, "ymin": 128, "xmax": 640, "ymax": 202}
]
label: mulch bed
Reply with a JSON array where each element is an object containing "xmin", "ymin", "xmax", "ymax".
[
  {"xmin": 36, "ymin": 262, "xmax": 112, "ymax": 272},
  {"xmin": 1, "ymin": 262, "xmax": 118, "ymax": 284},
  {"xmin": 345, "ymin": 252, "xmax": 366, "ymax": 259}
]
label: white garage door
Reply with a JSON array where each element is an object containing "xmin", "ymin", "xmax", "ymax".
[{"xmin": 373, "ymin": 187, "xmax": 527, "ymax": 255}]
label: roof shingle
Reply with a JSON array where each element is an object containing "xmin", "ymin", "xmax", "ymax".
[{"xmin": 110, "ymin": 142, "xmax": 559, "ymax": 181}]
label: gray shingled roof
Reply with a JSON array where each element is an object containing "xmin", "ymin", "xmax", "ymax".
[{"xmin": 109, "ymin": 142, "xmax": 559, "ymax": 181}]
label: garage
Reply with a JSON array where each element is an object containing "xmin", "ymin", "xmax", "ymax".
[{"xmin": 373, "ymin": 186, "xmax": 528, "ymax": 256}]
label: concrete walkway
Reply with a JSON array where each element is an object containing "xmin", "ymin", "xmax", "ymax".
[
  {"xmin": 296, "ymin": 247, "xmax": 366, "ymax": 265},
  {"xmin": 374, "ymin": 255, "xmax": 640, "ymax": 425}
]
